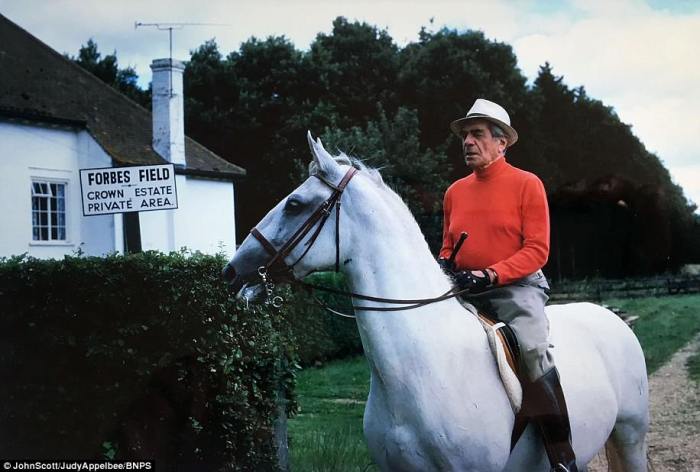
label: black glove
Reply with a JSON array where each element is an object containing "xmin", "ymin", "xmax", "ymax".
[
  {"xmin": 454, "ymin": 270, "xmax": 492, "ymax": 293},
  {"xmin": 438, "ymin": 258, "xmax": 456, "ymax": 276}
]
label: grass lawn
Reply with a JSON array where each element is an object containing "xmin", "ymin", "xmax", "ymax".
[
  {"xmin": 288, "ymin": 357, "xmax": 376, "ymax": 471},
  {"xmin": 288, "ymin": 293, "xmax": 700, "ymax": 470},
  {"xmin": 606, "ymin": 293, "xmax": 700, "ymax": 374}
]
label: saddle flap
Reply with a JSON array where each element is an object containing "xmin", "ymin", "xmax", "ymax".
[
  {"xmin": 477, "ymin": 314, "xmax": 520, "ymax": 373},
  {"xmin": 476, "ymin": 313, "xmax": 523, "ymax": 414}
]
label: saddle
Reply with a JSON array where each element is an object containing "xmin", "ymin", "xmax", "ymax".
[
  {"xmin": 474, "ymin": 312, "xmax": 523, "ymax": 414},
  {"xmin": 461, "ymin": 303, "xmax": 538, "ymax": 452},
  {"xmin": 477, "ymin": 313, "xmax": 521, "ymax": 375}
]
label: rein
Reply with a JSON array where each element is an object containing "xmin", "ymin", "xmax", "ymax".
[
  {"xmin": 301, "ymin": 282, "xmax": 474, "ymax": 319},
  {"xmin": 249, "ymin": 166, "xmax": 469, "ymax": 317}
]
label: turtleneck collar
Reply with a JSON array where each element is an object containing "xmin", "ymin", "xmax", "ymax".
[{"xmin": 473, "ymin": 156, "xmax": 507, "ymax": 181}]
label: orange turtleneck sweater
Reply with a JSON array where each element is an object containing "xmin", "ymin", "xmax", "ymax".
[{"xmin": 439, "ymin": 157, "xmax": 550, "ymax": 285}]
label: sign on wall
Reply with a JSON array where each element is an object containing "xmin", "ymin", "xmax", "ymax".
[{"xmin": 79, "ymin": 164, "xmax": 178, "ymax": 216}]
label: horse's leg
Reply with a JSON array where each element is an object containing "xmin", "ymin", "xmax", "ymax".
[{"xmin": 605, "ymin": 419, "xmax": 648, "ymax": 472}]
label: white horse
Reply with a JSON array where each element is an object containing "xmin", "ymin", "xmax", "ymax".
[{"xmin": 224, "ymin": 133, "xmax": 649, "ymax": 471}]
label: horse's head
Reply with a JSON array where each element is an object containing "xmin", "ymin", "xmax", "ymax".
[{"xmin": 222, "ymin": 131, "xmax": 358, "ymax": 302}]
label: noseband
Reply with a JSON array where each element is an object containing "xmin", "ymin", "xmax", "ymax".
[{"xmin": 250, "ymin": 167, "xmax": 358, "ymax": 285}]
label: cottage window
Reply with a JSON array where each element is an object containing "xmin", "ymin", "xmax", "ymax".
[{"xmin": 31, "ymin": 181, "xmax": 67, "ymax": 241}]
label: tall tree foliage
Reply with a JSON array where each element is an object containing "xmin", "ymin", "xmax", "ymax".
[
  {"xmin": 306, "ymin": 17, "xmax": 400, "ymax": 128},
  {"xmin": 397, "ymin": 28, "xmax": 540, "ymax": 181},
  {"xmin": 228, "ymin": 36, "xmax": 308, "ymax": 230},
  {"xmin": 183, "ymin": 39, "xmax": 238, "ymax": 157},
  {"xmin": 67, "ymin": 39, "xmax": 149, "ymax": 107},
  {"xmin": 532, "ymin": 64, "xmax": 699, "ymax": 275},
  {"xmin": 71, "ymin": 18, "xmax": 700, "ymax": 277},
  {"xmin": 318, "ymin": 106, "xmax": 451, "ymax": 250}
]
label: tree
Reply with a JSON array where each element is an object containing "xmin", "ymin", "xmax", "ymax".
[
  {"xmin": 68, "ymin": 39, "xmax": 149, "ymax": 107},
  {"xmin": 317, "ymin": 106, "xmax": 451, "ymax": 251},
  {"xmin": 532, "ymin": 63, "xmax": 697, "ymax": 276},
  {"xmin": 184, "ymin": 40, "xmax": 238, "ymax": 157},
  {"xmin": 225, "ymin": 36, "xmax": 310, "ymax": 235},
  {"xmin": 306, "ymin": 17, "xmax": 400, "ymax": 128},
  {"xmin": 397, "ymin": 28, "xmax": 539, "ymax": 182}
]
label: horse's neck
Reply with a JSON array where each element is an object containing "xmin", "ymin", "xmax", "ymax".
[{"xmin": 343, "ymin": 195, "xmax": 484, "ymax": 384}]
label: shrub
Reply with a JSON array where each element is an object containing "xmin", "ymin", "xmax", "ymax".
[{"xmin": 0, "ymin": 252, "xmax": 294, "ymax": 470}]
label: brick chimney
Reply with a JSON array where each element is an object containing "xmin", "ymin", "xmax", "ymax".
[{"xmin": 150, "ymin": 59, "xmax": 186, "ymax": 166}]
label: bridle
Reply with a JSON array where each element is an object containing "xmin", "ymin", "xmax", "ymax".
[
  {"xmin": 249, "ymin": 166, "xmax": 358, "ymax": 306},
  {"xmin": 247, "ymin": 166, "xmax": 472, "ymax": 316}
]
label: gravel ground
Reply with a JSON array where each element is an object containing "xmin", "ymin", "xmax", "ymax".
[{"xmin": 588, "ymin": 336, "xmax": 700, "ymax": 471}]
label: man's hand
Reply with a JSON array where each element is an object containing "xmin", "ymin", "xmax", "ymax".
[{"xmin": 454, "ymin": 269, "xmax": 493, "ymax": 293}]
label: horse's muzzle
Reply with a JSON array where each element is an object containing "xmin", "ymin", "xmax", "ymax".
[
  {"xmin": 222, "ymin": 262, "xmax": 237, "ymax": 282},
  {"xmin": 222, "ymin": 263, "xmax": 247, "ymax": 295}
]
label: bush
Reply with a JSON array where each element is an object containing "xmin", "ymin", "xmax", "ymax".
[{"xmin": 0, "ymin": 252, "xmax": 295, "ymax": 470}]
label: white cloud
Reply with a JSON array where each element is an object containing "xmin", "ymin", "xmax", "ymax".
[
  {"xmin": 508, "ymin": 1, "xmax": 700, "ymax": 207},
  {"xmin": 670, "ymin": 164, "xmax": 700, "ymax": 209}
]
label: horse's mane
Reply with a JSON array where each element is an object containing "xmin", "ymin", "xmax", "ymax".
[
  {"xmin": 311, "ymin": 152, "xmax": 431, "ymax": 249},
  {"xmin": 308, "ymin": 151, "xmax": 386, "ymax": 187}
]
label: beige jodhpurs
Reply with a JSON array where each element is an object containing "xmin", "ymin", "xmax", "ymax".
[{"xmin": 461, "ymin": 270, "xmax": 553, "ymax": 382}]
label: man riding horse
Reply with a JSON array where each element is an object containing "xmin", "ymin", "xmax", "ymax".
[{"xmin": 439, "ymin": 99, "xmax": 577, "ymax": 472}]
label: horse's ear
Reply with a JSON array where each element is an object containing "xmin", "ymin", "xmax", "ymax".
[{"xmin": 307, "ymin": 130, "xmax": 337, "ymax": 174}]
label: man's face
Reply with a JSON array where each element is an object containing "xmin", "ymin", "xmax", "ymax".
[{"xmin": 460, "ymin": 119, "xmax": 507, "ymax": 171}]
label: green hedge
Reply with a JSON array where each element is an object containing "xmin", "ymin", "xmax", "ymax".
[{"xmin": 0, "ymin": 252, "xmax": 295, "ymax": 470}]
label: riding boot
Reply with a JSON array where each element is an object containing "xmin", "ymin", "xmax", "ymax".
[{"xmin": 526, "ymin": 367, "xmax": 578, "ymax": 472}]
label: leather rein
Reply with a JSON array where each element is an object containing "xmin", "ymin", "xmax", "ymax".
[{"xmin": 249, "ymin": 166, "xmax": 471, "ymax": 316}]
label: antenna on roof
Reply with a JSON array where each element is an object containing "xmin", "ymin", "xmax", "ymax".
[{"xmin": 135, "ymin": 22, "xmax": 229, "ymax": 96}]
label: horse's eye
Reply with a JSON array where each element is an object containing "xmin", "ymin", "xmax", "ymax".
[{"xmin": 284, "ymin": 196, "xmax": 304, "ymax": 214}]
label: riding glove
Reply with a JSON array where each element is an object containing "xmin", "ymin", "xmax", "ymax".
[{"xmin": 454, "ymin": 270, "xmax": 492, "ymax": 293}]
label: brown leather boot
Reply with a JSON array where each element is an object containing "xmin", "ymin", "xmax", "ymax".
[{"xmin": 526, "ymin": 367, "xmax": 578, "ymax": 472}]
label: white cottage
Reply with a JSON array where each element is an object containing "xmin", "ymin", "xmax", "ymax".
[{"xmin": 0, "ymin": 15, "xmax": 245, "ymax": 259}]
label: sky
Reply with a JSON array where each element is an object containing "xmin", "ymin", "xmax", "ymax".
[{"xmin": 2, "ymin": 0, "xmax": 699, "ymax": 210}]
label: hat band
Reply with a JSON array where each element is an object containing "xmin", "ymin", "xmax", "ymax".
[{"xmin": 465, "ymin": 112, "xmax": 507, "ymax": 123}]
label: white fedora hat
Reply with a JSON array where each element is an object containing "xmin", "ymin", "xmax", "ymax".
[{"xmin": 450, "ymin": 98, "xmax": 518, "ymax": 147}]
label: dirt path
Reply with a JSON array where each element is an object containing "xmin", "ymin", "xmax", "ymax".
[{"xmin": 588, "ymin": 336, "xmax": 700, "ymax": 471}]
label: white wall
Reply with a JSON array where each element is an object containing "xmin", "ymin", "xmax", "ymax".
[
  {"xmin": 1, "ymin": 120, "xmax": 237, "ymax": 259},
  {"xmin": 139, "ymin": 174, "xmax": 236, "ymax": 257},
  {"xmin": 139, "ymin": 198, "xmax": 172, "ymax": 252},
  {"xmin": 77, "ymin": 129, "xmax": 121, "ymax": 256},
  {"xmin": 0, "ymin": 121, "xmax": 118, "ymax": 259},
  {"xmin": 177, "ymin": 176, "xmax": 236, "ymax": 257}
]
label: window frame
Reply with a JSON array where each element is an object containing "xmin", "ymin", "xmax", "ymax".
[{"xmin": 30, "ymin": 178, "xmax": 69, "ymax": 245}]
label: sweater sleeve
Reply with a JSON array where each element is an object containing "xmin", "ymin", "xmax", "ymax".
[
  {"xmin": 438, "ymin": 188, "xmax": 453, "ymax": 259},
  {"xmin": 489, "ymin": 176, "xmax": 550, "ymax": 284}
]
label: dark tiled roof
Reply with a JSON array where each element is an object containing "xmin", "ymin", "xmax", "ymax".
[{"xmin": 0, "ymin": 14, "xmax": 245, "ymax": 179}]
